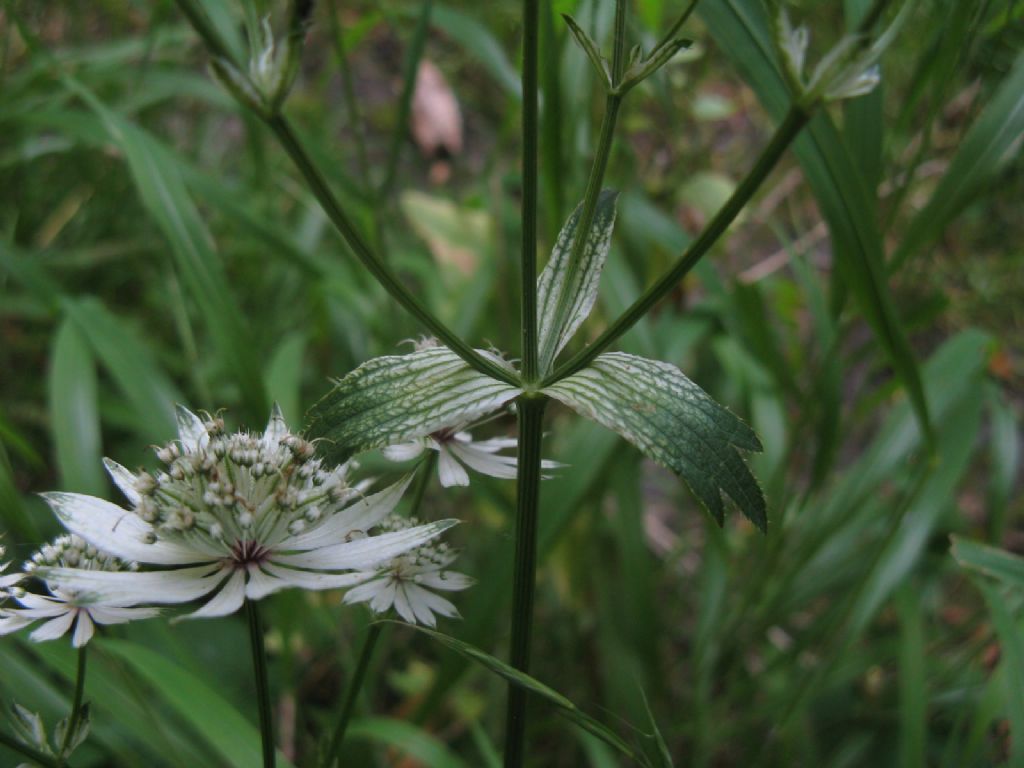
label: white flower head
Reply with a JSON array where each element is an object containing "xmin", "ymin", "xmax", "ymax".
[
  {"xmin": 383, "ymin": 422, "xmax": 561, "ymax": 488},
  {"xmin": 0, "ymin": 535, "xmax": 158, "ymax": 647},
  {"xmin": 36, "ymin": 405, "xmax": 458, "ymax": 620},
  {"xmin": 343, "ymin": 515, "xmax": 473, "ymax": 627}
]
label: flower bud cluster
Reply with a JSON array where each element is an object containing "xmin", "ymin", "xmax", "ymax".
[
  {"xmin": 140, "ymin": 415, "xmax": 358, "ymax": 560},
  {"xmin": 374, "ymin": 514, "xmax": 458, "ymax": 579},
  {"xmin": 23, "ymin": 534, "xmax": 134, "ymax": 575}
]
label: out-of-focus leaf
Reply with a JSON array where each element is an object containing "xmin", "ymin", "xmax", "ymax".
[
  {"xmin": 100, "ymin": 639, "xmax": 295, "ymax": 768},
  {"xmin": 307, "ymin": 348, "xmax": 521, "ymax": 462},
  {"xmin": 897, "ymin": 584, "xmax": 926, "ymax": 768},
  {"xmin": 976, "ymin": 580, "xmax": 1024, "ymax": 765},
  {"xmin": 264, "ymin": 333, "xmax": 306, "ymax": 428},
  {"xmin": 431, "ymin": 4, "xmax": 521, "ymax": 97},
  {"xmin": 62, "ymin": 298, "xmax": 178, "ymax": 443},
  {"xmin": 398, "ymin": 624, "xmax": 649, "ymax": 766},
  {"xmin": 951, "ymin": 537, "xmax": 1024, "ymax": 589},
  {"xmin": 400, "ymin": 191, "xmax": 490, "ymax": 275},
  {"xmin": 543, "ymin": 352, "xmax": 765, "ymax": 529},
  {"xmin": 49, "ymin": 317, "xmax": 105, "ymax": 495},
  {"xmin": 699, "ymin": 0, "xmax": 932, "ymax": 440},
  {"xmin": 893, "ymin": 52, "xmax": 1024, "ymax": 267},
  {"xmin": 345, "ymin": 717, "xmax": 468, "ymax": 768}
]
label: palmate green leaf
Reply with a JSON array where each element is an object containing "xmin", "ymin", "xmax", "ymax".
[
  {"xmin": 537, "ymin": 190, "xmax": 618, "ymax": 374},
  {"xmin": 306, "ymin": 347, "xmax": 522, "ymax": 462},
  {"xmin": 542, "ymin": 352, "xmax": 766, "ymax": 530},
  {"xmin": 951, "ymin": 536, "xmax": 1024, "ymax": 589},
  {"xmin": 396, "ymin": 623, "xmax": 650, "ymax": 767}
]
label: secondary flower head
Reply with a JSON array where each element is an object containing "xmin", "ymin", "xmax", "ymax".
[
  {"xmin": 343, "ymin": 514, "xmax": 473, "ymax": 627},
  {"xmin": 37, "ymin": 406, "xmax": 457, "ymax": 619},
  {"xmin": 0, "ymin": 535, "xmax": 158, "ymax": 647},
  {"xmin": 383, "ymin": 424, "xmax": 560, "ymax": 488}
]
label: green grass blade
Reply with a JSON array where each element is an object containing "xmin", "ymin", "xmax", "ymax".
[
  {"xmin": 432, "ymin": 4, "xmax": 521, "ymax": 98},
  {"xmin": 49, "ymin": 316, "xmax": 105, "ymax": 496},
  {"xmin": 951, "ymin": 537, "xmax": 1024, "ymax": 589},
  {"xmin": 893, "ymin": 51, "xmax": 1024, "ymax": 268},
  {"xmin": 976, "ymin": 581, "xmax": 1024, "ymax": 766},
  {"xmin": 896, "ymin": 584, "xmax": 926, "ymax": 768},
  {"xmin": 345, "ymin": 717, "xmax": 469, "ymax": 768},
  {"xmin": 699, "ymin": 0, "xmax": 932, "ymax": 441},
  {"xmin": 100, "ymin": 638, "xmax": 296, "ymax": 768}
]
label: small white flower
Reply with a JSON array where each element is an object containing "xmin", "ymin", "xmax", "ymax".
[
  {"xmin": 0, "ymin": 535, "xmax": 158, "ymax": 647},
  {"xmin": 383, "ymin": 426, "xmax": 560, "ymax": 488},
  {"xmin": 36, "ymin": 406, "xmax": 458, "ymax": 620},
  {"xmin": 343, "ymin": 515, "xmax": 473, "ymax": 627}
]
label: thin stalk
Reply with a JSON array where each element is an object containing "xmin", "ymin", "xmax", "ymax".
[
  {"xmin": 171, "ymin": 0, "xmax": 516, "ymax": 387},
  {"xmin": 520, "ymin": 0, "xmax": 540, "ymax": 382},
  {"xmin": 325, "ymin": 623, "xmax": 384, "ymax": 765},
  {"xmin": 0, "ymin": 731, "xmax": 61, "ymax": 768},
  {"xmin": 246, "ymin": 600, "xmax": 275, "ymax": 768},
  {"xmin": 542, "ymin": 104, "xmax": 811, "ymax": 386},
  {"xmin": 57, "ymin": 645, "xmax": 88, "ymax": 764},
  {"xmin": 380, "ymin": 0, "xmax": 434, "ymax": 199},
  {"xmin": 324, "ymin": 451, "xmax": 434, "ymax": 765},
  {"xmin": 536, "ymin": 1, "xmax": 629, "ymax": 374},
  {"xmin": 264, "ymin": 115, "xmax": 518, "ymax": 387},
  {"xmin": 653, "ymin": 0, "xmax": 701, "ymax": 53},
  {"xmin": 503, "ymin": 395, "xmax": 547, "ymax": 768}
]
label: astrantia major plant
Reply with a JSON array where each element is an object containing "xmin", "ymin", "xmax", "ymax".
[{"xmin": 0, "ymin": 1, "xmax": 916, "ymax": 766}]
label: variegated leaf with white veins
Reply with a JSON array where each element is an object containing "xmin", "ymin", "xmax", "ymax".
[
  {"xmin": 542, "ymin": 352, "xmax": 766, "ymax": 530},
  {"xmin": 536, "ymin": 189, "xmax": 618, "ymax": 374},
  {"xmin": 306, "ymin": 346, "xmax": 523, "ymax": 462}
]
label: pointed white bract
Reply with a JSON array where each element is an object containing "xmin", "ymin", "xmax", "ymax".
[
  {"xmin": 0, "ymin": 535, "xmax": 158, "ymax": 647},
  {"xmin": 36, "ymin": 406, "xmax": 458, "ymax": 619},
  {"xmin": 0, "ymin": 546, "xmax": 22, "ymax": 590},
  {"xmin": 384, "ymin": 428, "xmax": 560, "ymax": 488},
  {"xmin": 343, "ymin": 515, "xmax": 473, "ymax": 627}
]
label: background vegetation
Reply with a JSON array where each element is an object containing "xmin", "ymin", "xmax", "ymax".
[{"xmin": 0, "ymin": 0, "xmax": 1021, "ymax": 765}]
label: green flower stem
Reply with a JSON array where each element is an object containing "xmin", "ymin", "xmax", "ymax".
[
  {"xmin": 0, "ymin": 731, "xmax": 62, "ymax": 768},
  {"xmin": 503, "ymin": 395, "xmax": 548, "ymax": 768},
  {"xmin": 536, "ymin": 0, "xmax": 629, "ymax": 374},
  {"xmin": 324, "ymin": 452, "xmax": 434, "ymax": 765},
  {"xmin": 542, "ymin": 104, "xmax": 811, "ymax": 386},
  {"xmin": 652, "ymin": 0, "xmax": 701, "ymax": 54},
  {"xmin": 325, "ymin": 0, "xmax": 371, "ymax": 185},
  {"xmin": 170, "ymin": 0, "xmax": 516, "ymax": 388},
  {"xmin": 520, "ymin": 0, "xmax": 541, "ymax": 382},
  {"xmin": 246, "ymin": 600, "xmax": 275, "ymax": 768},
  {"xmin": 264, "ymin": 115, "xmax": 519, "ymax": 387},
  {"xmin": 325, "ymin": 622, "xmax": 384, "ymax": 765},
  {"xmin": 57, "ymin": 644, "xmax": 87, "ymax": 765}
]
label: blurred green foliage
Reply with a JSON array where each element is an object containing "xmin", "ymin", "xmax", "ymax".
[{"xmin": 0, "ymin": 0, "xmax": 1021, "ymax": 765}]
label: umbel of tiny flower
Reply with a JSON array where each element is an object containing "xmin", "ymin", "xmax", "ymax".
[
  {"xmin": 35, "ymin": 405, "xmax": 458, "ymax": 619},
  {"xmin": 0, "ymin": 535, "xmax": 158, "ymax": 647},
  {"xmin": 343, "ymin": 515, "xmax": 473, "ymax": 627}
]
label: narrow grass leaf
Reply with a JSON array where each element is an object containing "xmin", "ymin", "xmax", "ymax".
[
  {"xmin": 537, "ymin": 190, "xmax": 618, "ymax": 373},
  {"xmin": 893, "ymin": 52, "xmax": 1024, "ymax": 268},
  {"xmin": 49, "ymin": 317, "xmax": 106, "ymax": 495},
  {"xmin": 699, "ymin": 0, "xmax": 932, "ymax": 440},
  {"xmin": 431, "ymin": 4, "xmax": 521, "ymax": 98},
  {"xmin": 62, "ymin": 297, "xmax": 179, "ymax": 443},
  {"xmin": 306, "ymin": 347, "xmax": 521, "ymax": 462},
  {"xmin": 543, "ymin": 352, "xmax": 766, "ymax": 529},
  {"xmin": 100, "ymin": 639, "xmax": 295, "ymax": 768},
  {"xmin": 58, "ymin": 76, "xmax": 268, "ymax": 417},
  {"xmin": 345, "ymin": 717, "xmax": 468, "ymax": 768},
  {"xmin": 397, "ymin": 623, "xmax": 648, "ymax": 765},
  {"xmin": 897, "ymin": 585, "xmax": 926, "ymax": 768},
  {"xmin": 951, "ymin": 537, "xmax": 1024, "ymax": 589},
  {"xmin": 976, "ymin": 580, "xmax": 1024, "ymax": 765},
  {"xmin": 264, "ymin": 332, "xmax": 306, "ymax": 428}
]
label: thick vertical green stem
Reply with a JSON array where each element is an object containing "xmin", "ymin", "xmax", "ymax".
[
  {"xmin": 520, "ymin": 0, "xmax": 540, "ymax": 383},
  {"xmin": 503, "ymin": 395, "xmax": 547, "ymax": 767},
  {"xmin": 326, "ymin": 623, "xmax": 384, "ymax": 765},
  {"xmin": 56, "ymin": 645, "xmax": 88, "ymax": 765},
  {"xmin": 246, "ymin": 600, "xmax": 275, "ymax": 768},
  {"xmin": 542, "ymin": 104, "xmax": 811, "ymax": 386}
]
